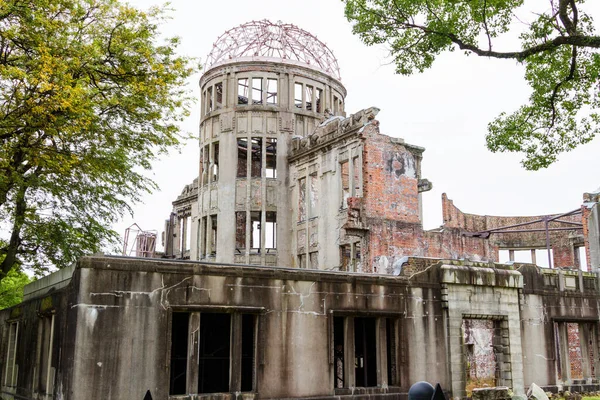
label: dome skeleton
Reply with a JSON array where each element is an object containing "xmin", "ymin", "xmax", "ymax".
[{"xmin": 206, "ymin": 20, "xmax": 341, "ymax": 80}]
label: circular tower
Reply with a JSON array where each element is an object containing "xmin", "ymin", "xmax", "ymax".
[{"xmin": 197, "ymin": 20, "xmax": 347, "ymax": 266}]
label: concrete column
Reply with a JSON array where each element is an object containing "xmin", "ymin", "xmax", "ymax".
[{"xmin": 187, "ymin": 312, "xmax": 200, "ymax": 393}]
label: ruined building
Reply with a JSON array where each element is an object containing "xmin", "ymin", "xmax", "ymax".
[{"xmin": 1, "ymin": 20, "xmax": 600, "ymax": 400}]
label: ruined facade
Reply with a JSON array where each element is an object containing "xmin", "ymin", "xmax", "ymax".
[{"xmin": 1, "ymin": 20, "xmax": 600, "ymax": 400}]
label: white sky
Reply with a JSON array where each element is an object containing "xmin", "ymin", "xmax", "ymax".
[{"xmin": 114, "ymin": 0, "xmax": 600, "ymax": 253}]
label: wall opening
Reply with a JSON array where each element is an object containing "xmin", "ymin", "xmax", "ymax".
[
  {"xmin": 354, "ymin": 317, "xmax": 377, "ymax": 387},
  {"xmin": 266, "ymin": 138, "xmax": 277, "ymax": 178},
  {"xmin": 169, "ymin": 312, "xmax": 189, "ymax": 395},
  {"xmin": 386, "ymin": 318, "xmax": 397, "ymax": 386},
  {"xmin": 462, "ymin": 318, "xmax": 505, "ymax": 396},
  {"xmin": 238, "ymin": 78, "xmax": 249, "ymax": 105},
  {"xmin": 236, "ymin": 212, "xmax": 247, "ymax": 253},
  {"xmin": 36, "ymin": 315, "xmax": 54, "ymax": 394},
  {"xmin": 209, "ymin": 215, "xmax": 217, "ymax": 255},
  {"xmin": 340, "ymin": 243, "xmax": 361, "ymax": 272},
  {"xmin": 241, "ymin": 314, "xmax": 255, "ymax": 392},
  {"xmin": 237, "ymin": 138, "xmax": 248, "ymax": 178},
  {"xmin": 340, "ymin": 161, "xmax": 349, "ymax": 209},
  {"xmin": 267, "ymin": 78, "xmax": 277, "ymax": 105},
  {"xmin": 554, "ymin": 321, "xmax": 597, "ymax": 383},
  {"xmin": 309, "ymin": 173, "xmax": 318, "ymax": 218},
  {"xmin": 294, "ymin": 83, "xmax": 303, "ymax": 108},
  {"xmin": 5, "ymin": 321, "xmax": 18, "ymax": 387},
  {"xmin": 334, "ymin": 316, "xmax": 345, "ymax": 388},
  {"xmin": 575, "ymin": 246, "xmax": 589, "ymax": 271},
  {"xmin": 252, "ymin": 78, "xmax": 263, "ymax": 105},
  {"xmin": 251, "ymin": 211, "xmax": 261, "ymax": 252},
  {"xmin": 207, "ymin": 86, "xmax": 213, "ymax": 113},
  {"xmin": 305, "ymin": 85, "xmax": 313, "ymax": 111},
  {"xmin": 309, "ymin": 251, "xmax": 318, "ymax": 269},
  {"xmin": 198, "ymin": 313, "xmax": 231, "ymax": 394},
  {"xmin": 200, "ymin": 216, "xmax": 207, "ymax": 257},
  {"xmin": 251, "ymin": 138, "xmax": 262, "ymax": 178},
  {"xmin": 265, "ymin": 212, "xmax": 276, "ymax": 250},
  {"xmin": 316, "ymin": 88, "xmax": 323, "ymax": 113},
  {"xmin": 211, "ymin": 142, "xmax": 219, "ymax": 182},
  {"xmin": 298, "ymin": 177, "xmax": 306, "ymax": 222},
  {"xmin": 215, "ymin": 82, "xmax": 223, "ymax": 109}
]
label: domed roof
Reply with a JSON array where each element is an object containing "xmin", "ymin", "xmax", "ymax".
[{"xmin": 205, "ymin": 20, "xmax": 341, "ymax": 81}]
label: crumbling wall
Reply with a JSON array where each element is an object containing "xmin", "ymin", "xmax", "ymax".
[{"xmin": 442, "ymin": 194, "xmax": 585, "ymax": 269}]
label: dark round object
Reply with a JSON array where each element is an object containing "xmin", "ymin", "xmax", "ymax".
[{"xmin": 408, "ymin": 381, "xmax": 435, "ymax": 400}]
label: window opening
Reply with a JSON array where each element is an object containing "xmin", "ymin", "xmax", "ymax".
[
  {"xmin": 316, "ymin": 88, "xmax": 323, "ymax": 113},
  {"xmin": 352, "ymin": 157, "xmax": 361, "ymax": 196},
  {"xmin": 209, "ymin": 215, "xmax": 217, "ymax": 255},
  {"xmin": 267, "ymin": 78, "xmax": 278, "ymax": 105},
  {"xmin": 463, "ymin": 319, "xmax": 499, "ymax": 395},
  {"xmin": 201, "ymin": 146, "xmax": 209, "ymax": 182},
  {"xmin": 252, "ymin": 78, "xmax": 263, "ymax": 104},
  {"xmin": 265, "ymin": 212, "xmax": 276, "ymax": 250},
  {"xmin": 241, "ymin": 314, "xmax": 255, "ymax": 392},
  {"xmin": 333, "ymin": 95, "xmax": 339, "ymax": 114},
  {"xmin": 236, "ymin": 212, "xmax": 247, "ymax": 253},
  {"xmin": 341, "ymin": 161, "xmax": 349, "ymax": 209},
  {"xmin": 215, "ymin": 82, "xmax": 223, "ymax": 109},
  {"xmin": 185, "ymin": 216, "xmax": 191, "ymax": 252},
  {"xmin": 305, "ymin": 85, "xmax": 313, "ymax": 111},
  {"xmin": 5, "ymin": 321, "xmax": 18, "ymax": 387},
  {"xmin": 576, "ymin": 246, "xmax": 588, "ymax": 271},
  {"xmin": 237, "ymin": 138, "xmax": 248, "ymax": 178},
  {"xmin": 298, "ymin": 253, "xmax": 307, "ymax": 268},
  {"xmin": 334, "ymin": 316, "xmax": 345, "ymax": 388},
  {"xmin": 207, "ymin": 86, "xmax": 213, "ymax": 113},
  {"xmin": 238, "ymin": 78, "xmax": 249, "ymax": 105},
  {"xmin": 295, "ymin": 83, "xmax": 303, "ymax": 108},
  {"xmin": 386, "ymin": 318, "xmax": 397, "ymax": 386},
  {"xmin": 266, "ymin": 138, "xmax": 277, "ymax": 178},
  {"xmin": 309, "ymin": 173, "xmax": 318, "ymax": 218},
  {"xmin": 354, "ymin": 317, "xmax": 377, "ymax": 387},
  {"xmin": 340, "ymin": 243, "xmax": 361, "ymax": 272},
  {"xmin": 309, "ymin": 251, "xmax": 318, "ymax": 269},
  {"xmin": 251, "ymin": 211, "xmax": 261, "ymax": 252},
  {"xmin": 251, "ymin": 138, "xmax": 262, "ymax": 178},
  {"xmin": 211, "ymin": 143, "xmax": 219, "ymax": 182},
  {"xmin": 198, "ymin": 313, "xmax": 231, "ymax": 394},
  {"xmin": 179, "ymin": 217, "xmax": 184, "ymax": 254},
  {"xmin": 36, "ymin": 315, "xmax": 54, "ymax": 394},
  {"xmin": 169, "ymin": 313, "xmax": 189, "ymax": 395},
  {"xmin": 298, "ymin": 177, "xmax": 306, "ymax": 222},
  {"xmin": 200, "ymin": 217, "xmax": 207, "ymax": 257}
]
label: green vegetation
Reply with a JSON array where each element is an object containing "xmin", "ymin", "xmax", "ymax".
[
  {"xmin": 0, "ymin": 0, "xmax": 194, "ymax": 280},
  {"xmin": 0, "ymin": 269, "xmax": 30, "ymax": 310},
  {"xmin": 344, "ymin": 0, "xmax": 600, "ymax": 170}
]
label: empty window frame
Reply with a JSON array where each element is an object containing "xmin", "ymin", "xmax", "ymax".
[
  {"xmin": 498, "ymin": 248, "xmax": 554, "ymax": 268},
  {"xmin": 251, "ymin": 212, "xmax": 261, "ymax": 252},
  {"xmin": 333, "ymin": 95, "xmax": 339, "ymax": 114},
  {"xmin": 215, "ymin": 82, "xmax": 223, "ymax": 109},
  {"xmin": 169, "ymin": 312, "xmax": 257, "ymax": 395},
  {"xmin": 554, "ymin": 321, "xmax": 598, "ymax": 382},
  {"xmin": 575, "ymin": 246, "xmax": 589, "ymax": 271},
  {"xmin": 252, "ymin": 78, "xmax": 263, "ymax": 105},
  {"xmin": 294, "ymin": 83, "xmax": 303, "ymax": 108},
  {"xmin": 200, "ymin": 216, "xmax": 207, "ymax": 258},
  {"xmin": 298, "ymin": 177, "xmax": 307, "ymax": 222},
  {"xmin": 298, "ymin": 253, "xmax": 307, "ymax": 269},
  {"xmin": 340, "ymin": 161, "xmax": 350, "ymax": 209},
  {"xmin": 236, "ymin": 212, "xmax": 247, "ymax": 252},
  {"xmin": 309, "ymin": 251, "xmax": 318, "ymax": 269},
  {"xmin": 265, "ymin": 212, "xmax": 277, "ymax": 250},
  {"xmin": 209, "ymin": 215, "xmax": 217, "ymax": 255},
  {"xmin": 267, "ymin": 78, "xmax": 278, "ymax": 105},
  {"xmin": 251, "ymin": 138, "xmax": 262, "ymax": 178},
  {"xmin": 238, "ymin": 78, "xmax": 249, "ymax": 105},
  {"xmin": 211, "ymin": 143, "xmax": 219, "ymax": 182},
  {"xmin": 179, "ymin": 217, "xmax": 184, "ymax": 254},
  {"xmin": 316, "ymin": 88, "xmax": 323, "ymax": 113},
  {"xmin": 333, "ymin": 316, "xmax": 397, "ymax": 389},
  {"xmin": 309, "ymin": 173, "xmax": 319, "ymax": 218},
  {"xmin": 237, "ymin": 138, "xmax": 248, "ymax": 178},
  {"xmin": 341, "ymin": 243, "xmax": 361, "ymax": 272},
  {"xmin": 352, "ymin": 157, "xmax": 361, "ymax": 196},
  {"xmin": 206, "ymin": 86, "xmax": 213, "ymax": 113},
  {"xmin": 305, "ymin": 85, "xmax": 314, "ymax": 111},
  {"xmin": 185, "ymin": 216, "xmax": 191, "ymax": 252},
  {"xmin": 266, "ymin": 138, "xmax": 277, "ymax": 178},
  {"xmin": 4, "ymin": 321, "xmax": 18, "ymax": 387}
]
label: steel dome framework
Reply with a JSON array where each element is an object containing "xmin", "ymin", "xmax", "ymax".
[{"xmin": 206, "ymin": 20, "xmax": 341, "ymax": 81}]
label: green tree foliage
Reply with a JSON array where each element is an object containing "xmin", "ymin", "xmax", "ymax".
[
  {"xmin": 344, "ymin": 0, "xmax": 600, "ymax": 170},
  {"xmin": 0, "ymin": 268, "xmax": 30, "ymax": 310},
  {"xmin": 0, "ymin": 0, "xmax": 194, "ymax": 277}
]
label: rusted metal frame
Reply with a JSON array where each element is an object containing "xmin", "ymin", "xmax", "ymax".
[
  {"xmin": 471, "ymin": 208, "xmax": 582, "ymax": 235},
  {"xmin": 487, "ymin": 227, "xmax": 582, "ymax": 233}
]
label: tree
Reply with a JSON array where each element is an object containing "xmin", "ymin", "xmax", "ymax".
[
  {"xmin": 0, "ymin": 268, "xmax": 30, "ymax": 310},
  {"xmin": 344, "ymin": 0, "xmax": 600, "ymax": 170},
  {"xmin": 0, "ymin": 0, "xmax": 194, "ymax": 278}
]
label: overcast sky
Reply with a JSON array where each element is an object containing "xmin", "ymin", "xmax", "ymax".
[{"xmin": 115, "ymin": 0, "xmax": 600, "ymax": 253}]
